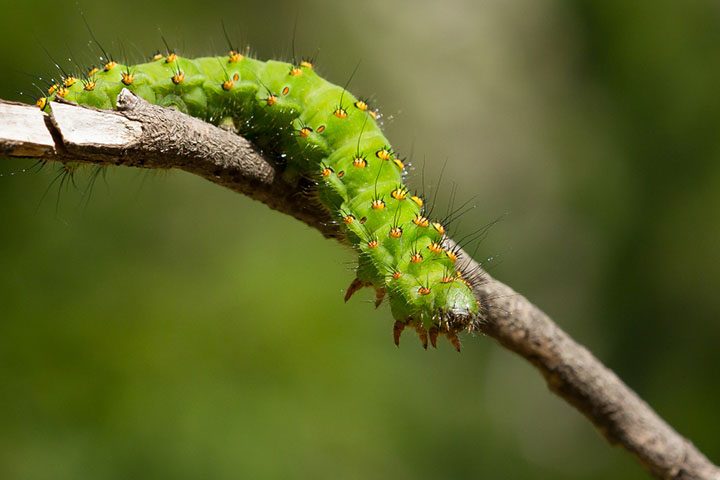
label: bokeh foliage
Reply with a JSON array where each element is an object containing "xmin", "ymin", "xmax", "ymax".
[{"xmin": 1, "ymin": 0, "xmax": 718, "ymax": 478}]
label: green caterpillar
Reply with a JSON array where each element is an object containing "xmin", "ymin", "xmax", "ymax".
[{"xmin": 36, "ymin": 49, "xmax": 480, "ymax": 350}]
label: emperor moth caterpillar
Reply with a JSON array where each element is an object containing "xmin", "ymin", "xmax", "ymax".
[{"xmin": 35, "ymin": 49, "xmax": 481, "ymax": 350}]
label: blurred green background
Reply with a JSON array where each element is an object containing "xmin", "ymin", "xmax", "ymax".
[{"xmin": 1, "ymin": 0, "xmax": 719, "ymax": 478}]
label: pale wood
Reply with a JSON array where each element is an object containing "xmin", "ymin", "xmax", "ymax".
[
  {"xmin": 0, "ymin": 101, "xmax": 55, "ymax": 156},
  {"xmin": 50, "ymin": 101, "xmax": 142, "ymax": 147}
]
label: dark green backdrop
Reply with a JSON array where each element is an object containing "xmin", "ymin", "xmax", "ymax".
[{"xmin": 1, "ymin": 1, "xmax": 718, "ymax": 478}]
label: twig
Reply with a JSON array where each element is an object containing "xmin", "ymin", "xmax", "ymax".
[{"xmin": 0, "ymin": 91, "xmax": 717, "ymax": 480}]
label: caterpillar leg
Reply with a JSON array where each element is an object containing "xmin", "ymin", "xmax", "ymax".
[
  {"xmin": 447, "ymin": 330, "xmax": 462, "ymax": 352},
  {"xmin": 429, "ymin": 325, "xmax": 440, "ymax": 349},
  {"xmin": 392, "ymin": 319, "xmax": 429, "ymax": 349},
  {"xmin": 427, "ymin": 324, "xmax": 462, "ymax": 351},
  {"xmin": 374, "ymin": 287, "xmax": 386, "ymax": 308},
  {"xmin": 344, "ymin": 278, "xmax": 385, "ymax": 308},
  {"xmin": 392, "ymin": 320, "xmax": 406, "ymax": 346},
  {"xmin": 411, "ymin": 321, "xmax": 429, "ymax": 350},
  {"xmin": 344, "ymin": 277, "xmax": 369, "ymax": 302}
]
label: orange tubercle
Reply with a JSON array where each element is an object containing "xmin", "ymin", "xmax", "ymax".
[
  {"xmin": 412, "ymin": 215, "xmax": 429, "ymax": 228},
  {"xmin": 428, "ymin": 242, "xmax": 444, "ymax": 254},
  {"xmin": 171, "ymin": 72, "xmax": 185, "ymax": 85},
  {"xmin": 353, "ymin": 157, "xmax": 367, "ymax": 168}
]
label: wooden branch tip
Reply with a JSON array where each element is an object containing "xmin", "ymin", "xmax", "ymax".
[{"xmin": 0, "ymin": 93, "xmax": 717, "ymax": 480}]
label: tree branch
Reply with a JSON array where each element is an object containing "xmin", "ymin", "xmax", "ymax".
[{"xmin": 1, "ymin": 91, "xmax": 717, "ymax": 480}]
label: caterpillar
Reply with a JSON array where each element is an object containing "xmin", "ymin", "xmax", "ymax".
[{"xmin": 34, "ymin": 47, "xmax": 482, "ymax": 350}]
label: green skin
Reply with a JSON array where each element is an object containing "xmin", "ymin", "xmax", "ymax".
[{"xmin": 43, "ymin": 53, "xmax": 479, "ymax": 342}]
